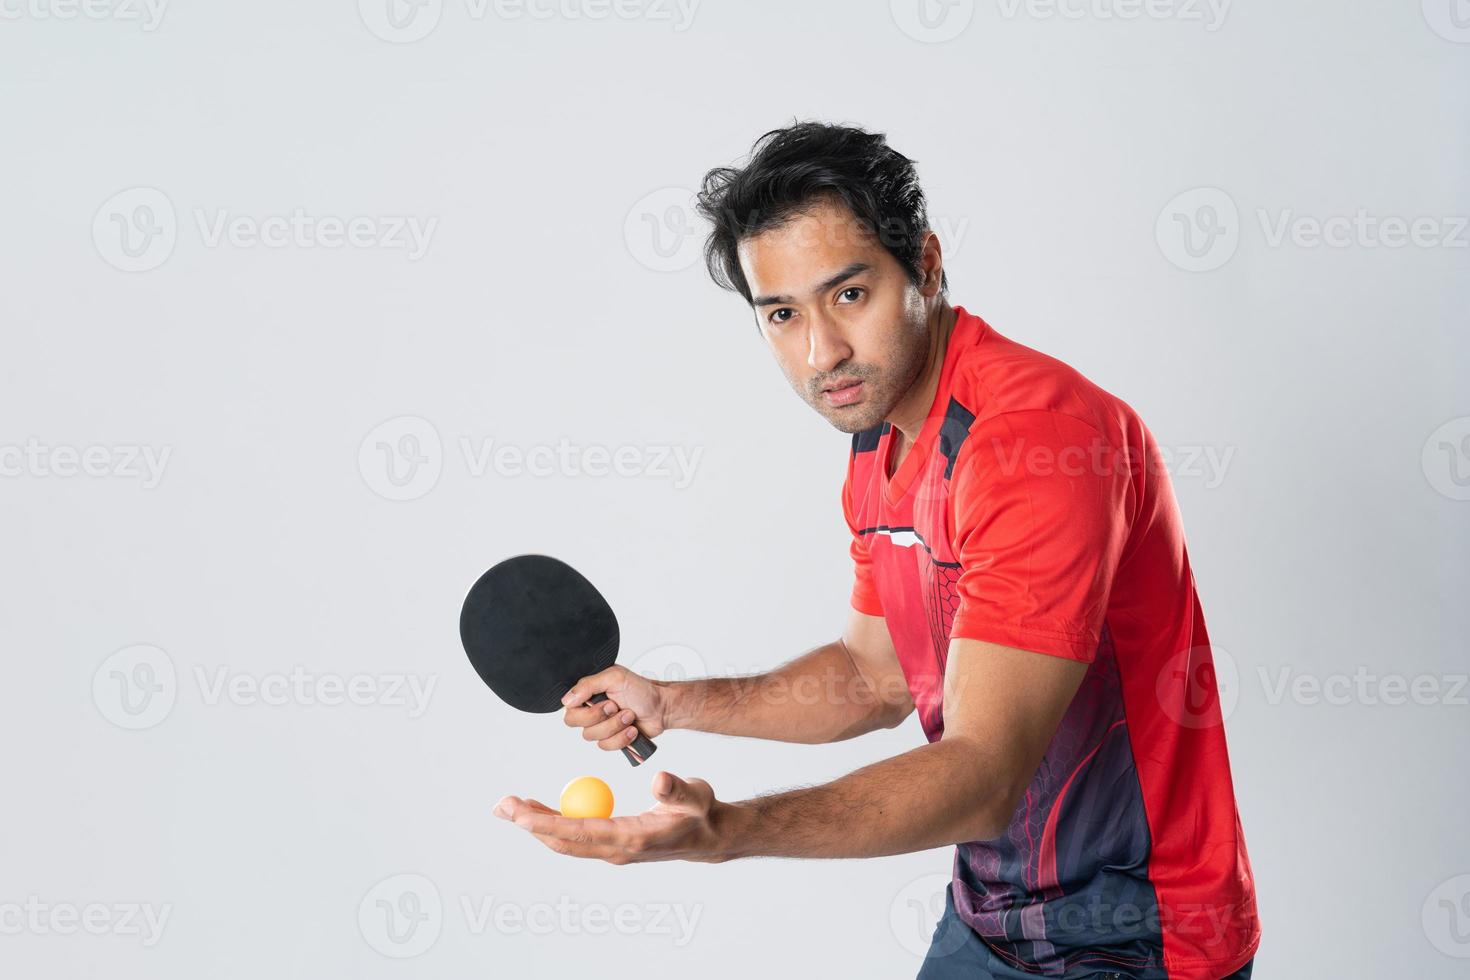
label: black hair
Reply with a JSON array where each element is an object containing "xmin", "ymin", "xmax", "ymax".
[{"xmin": 694, "ymin": 120, "xmax": 948, "ymax": 305}]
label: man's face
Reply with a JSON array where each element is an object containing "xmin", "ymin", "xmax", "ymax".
[{"xmin": 737, "ymin": 199, "xmax": 933, "ymax": 433}]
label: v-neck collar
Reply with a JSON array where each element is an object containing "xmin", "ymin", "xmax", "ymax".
[{"xmin": 878, "ymin": 305, "xmax": 976, "ymax": 507}]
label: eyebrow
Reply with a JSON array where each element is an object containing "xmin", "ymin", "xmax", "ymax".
[{"xmin": 752, "ymin": 261, "xmax": 873, "ymax": 307}]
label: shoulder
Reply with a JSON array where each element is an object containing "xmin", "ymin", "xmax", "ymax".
[{"xmin": 951, "ymin": 321, "xmax": 1139, "ymax": 447}]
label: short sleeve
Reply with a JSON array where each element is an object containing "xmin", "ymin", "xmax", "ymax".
[
  {"xmin": 842, "ymin": 462, "xmax": 885, "ymax": 617},
  {"xmin": 947, "ymin": 411, "xmax": 1131, "ymax": 662}
]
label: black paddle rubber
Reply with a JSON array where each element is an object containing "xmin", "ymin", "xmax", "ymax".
[{"xmin": 459, "ymin": 554, "xmax": 657, "ymax": 766}]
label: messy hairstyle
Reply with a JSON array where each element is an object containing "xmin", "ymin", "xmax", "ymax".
[{"xmin": 694, "ymin": 120, "xmax": 948, "ymax": 305}]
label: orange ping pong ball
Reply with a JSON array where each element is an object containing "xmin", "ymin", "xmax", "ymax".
[{"xmin": 560, "ymin": 776, "xmax": 614, "ymax": 819}]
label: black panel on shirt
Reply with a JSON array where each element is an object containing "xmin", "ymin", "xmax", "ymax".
[
  {"xmin": 939, "ymin": 397, "xmax": 976, "ymax": 479},
  {"xmin": 851, "ymin": 421, "xmax": 890, "ymax": 455}
]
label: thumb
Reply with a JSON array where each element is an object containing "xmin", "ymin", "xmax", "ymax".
[
  {"xmin": 651, "ymin": 771, "xmax": 713, "ymax": 809},
  {"xmin": 560, "ymin": 666, "xmax": 625, "ymax": 707}
]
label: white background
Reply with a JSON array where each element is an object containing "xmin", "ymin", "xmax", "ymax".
[{"xmin": 2, "ymin": 0, "xmax": 1467, "ymax": 976}]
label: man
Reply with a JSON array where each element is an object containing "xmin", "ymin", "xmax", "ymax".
[{"xmin": 493, "ymin": 121, "xmax": 1260, "ymax": 980}]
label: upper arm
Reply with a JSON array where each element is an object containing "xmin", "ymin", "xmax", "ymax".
[
  {"xmin": 840, "ymin": 608, "xmax": 913, "ymax": 727},
  {"xmin": 940, "ymin": 636, "xmax": 1088, "ymax": 835},
  {"xmin": 936, "ymin": 409, "xmax": 1131, "ymax": 833}
]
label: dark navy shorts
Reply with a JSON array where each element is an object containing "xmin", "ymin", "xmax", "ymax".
[{"xmin": 916, "ymin": 883, "xmax": 1255, "ymax": 980}]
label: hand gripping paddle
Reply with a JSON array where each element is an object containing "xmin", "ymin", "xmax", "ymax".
[{"xmin": 459, "ymin": 554, "xmax": 657, "ymax": 766}]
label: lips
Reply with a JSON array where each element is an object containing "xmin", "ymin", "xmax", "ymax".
[{"xmin": 821, "ymin": 379, "xmax": 865, "ymax": 407}]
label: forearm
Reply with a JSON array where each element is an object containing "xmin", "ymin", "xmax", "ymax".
[
  {"xmin": 713, "ymin": 736, "xmax": 1016, "ymax": 860},
  {"xmin": 658, "ymin": 640, "xmax": 903, "ymax": 744}
]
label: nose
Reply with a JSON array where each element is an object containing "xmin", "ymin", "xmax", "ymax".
[{"xmin": 806, "ymin": 311, "xmax": 852, "ymax": 374}]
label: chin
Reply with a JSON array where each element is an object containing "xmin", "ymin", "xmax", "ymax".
[{"xmin": 816, "ymin": 401, "xmax": 888, "ymax": 434}]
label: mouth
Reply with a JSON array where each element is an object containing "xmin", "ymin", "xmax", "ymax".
[{"xmin": 819, "ymin": 378, "xmax": 865, "ymax": 408}]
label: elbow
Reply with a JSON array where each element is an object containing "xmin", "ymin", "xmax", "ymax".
[
  {"xmin": 875, "ymin": 700, "xmax": 913, "ymax": 730},
  {"xmin": 962, "ymin": 806, "xmax": 1016, "ymax": 845},
  {"xmin": 969, "ymin": 810, "xmax": 1012, "ymax": 843},
  {"xmin": 959, "ymin": 774, "xmax": 1029, "ymax": 844}
]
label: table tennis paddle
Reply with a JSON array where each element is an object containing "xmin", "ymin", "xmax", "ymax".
[{"xmin": 459, "ymin": 554, "xmax": 657, "ymax": 766}]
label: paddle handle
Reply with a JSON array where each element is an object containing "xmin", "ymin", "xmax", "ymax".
[{"xmin": 587, "ymin": 692, "xmax": 658, "ymax": 766}]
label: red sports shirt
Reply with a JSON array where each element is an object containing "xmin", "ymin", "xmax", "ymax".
[{"xmin": 842, "ymin": 306, "xmax": 1259, "ymax": 979}]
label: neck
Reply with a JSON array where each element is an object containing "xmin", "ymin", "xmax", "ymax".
[{"xmin": 887, "ymin": 299, "xmax": 957, "ymax": 446}]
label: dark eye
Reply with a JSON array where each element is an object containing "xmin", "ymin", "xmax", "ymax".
[
  {"xmin": 769, "ymin": 308, "xmax": 795, "ymax": 325},
  {"xmin": 838, "ymin": 286, "xmax": 864, "ymax": 303}
]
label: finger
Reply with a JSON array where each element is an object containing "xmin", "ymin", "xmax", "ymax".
[
  {"xmin": 560, "ymin": 666, "xmax": 625, "ymax": 707},
  {"xmin": 596, "ymin": 723, "xmax": 643, "ymax": 752},
  {"xmin": 511, "ymin": 809, "xmax": 630, "ymax": 847},
  {"xmin": 562, "ymin": 701, "xmax": 618, "ymax": 729},
  {"xmin": 523, "ymin": 798, "xmax": 560, "ymax": 815},
  {"xmin": 529, "ymin": 831, "xmax": 628, "ymax": 863},
  {"xmin": 584, "ymin": 708, "xmax": 638, "ymax": 744}
]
